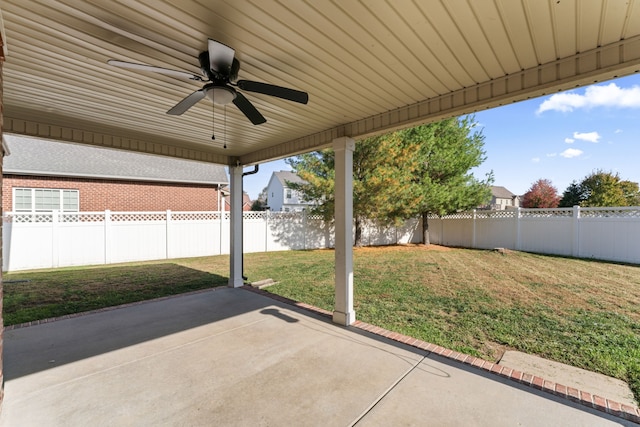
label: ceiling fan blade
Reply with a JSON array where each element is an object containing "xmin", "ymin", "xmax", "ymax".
[
  {"xmin": 236, "ymin": 80, "xmax": 308, "ymax": 104},
  {"xmin": 166, "ymin": 90, "xmax": 206, "ymax": 115},
  {"xmin": 208, "ymin": 39, "xmax": 235, "ymax": 75},
  {"xmin": 107, "ymin": 60, "xmax": 202, "ymax": 81},
  {"xmin": 232, "ymin": 92, "xmax": 266, "ymax": 125}
]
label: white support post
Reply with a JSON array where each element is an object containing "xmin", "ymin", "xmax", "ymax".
[
  {"xmin": 229, "ymin": 165, "xmax": 244, "ymax": 287},
  {"xmin": 332, "ymin": 137, "xmax": 356, "ymax": 326}
]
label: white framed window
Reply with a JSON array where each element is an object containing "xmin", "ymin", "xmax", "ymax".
[
  {"xmin": 286, "ymin": 188, "xmax": 292, "ymax": 199},
  {"xmin": 13, "ymin": 188, "xmax": 79, "ymax": 212}
]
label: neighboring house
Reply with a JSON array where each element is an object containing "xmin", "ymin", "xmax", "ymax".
[
  {"xmin": 265, "ymin": 171, "xmax": 315, "ymax": 212},
  {"xmin": 220, "ymin": 187, "xmax": 252, "ymax": 211},
  {"xmin": 480, "ymin": 186, "xmax": 520, "ymax": 210},
  {"xmin": 2, "ymin": 135, "xmax": 229, "ymax": 213}
]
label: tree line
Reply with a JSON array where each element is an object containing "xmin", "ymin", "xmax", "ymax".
[
  {"xmin": 253, "ymin": 116, "xmax": 638, "ymax": 246},
  {"xmin": 522, "ymin": 173, "xmax": 640, "ymax": 209}
]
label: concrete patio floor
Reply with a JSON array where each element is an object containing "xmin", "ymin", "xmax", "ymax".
[{"xmin": 1, "ymin": 287, "xmax": 636, "ymax": 426}]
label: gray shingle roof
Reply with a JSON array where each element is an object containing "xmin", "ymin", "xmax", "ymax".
[
  {"xmin": 3, "ymin": 135, "xmax": 228, "ymax": 185},
  {"xmin": 274, "ymin": 170, "xmax": 306, "ymax": 186},
  {"xmin": 491, "ymin": 186, "xmax": 516, "ymax": 199}
]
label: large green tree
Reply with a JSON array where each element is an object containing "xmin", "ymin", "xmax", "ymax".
[
  {"xmin": 558, "ymin": 181, "xmax": 585, "ymax": 208},
  {"xmin": 286, "ymin": 117, "xmax": 493, "ymax": 246},
  {"xmin": 620, "ymin": 180, "xmax": 640, "ymax": 206},
  {"xmin": 284, "ymin": 136, "xmax": 383, "ymax": 245},
  {"xmin": 559, "ymin": 170, "xmax": 640, "ymax": 207}
]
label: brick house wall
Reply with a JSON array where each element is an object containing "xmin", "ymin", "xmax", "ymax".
[{"xmin": 3, "ymin": 175, "xmax": 223, "ymax": 213}]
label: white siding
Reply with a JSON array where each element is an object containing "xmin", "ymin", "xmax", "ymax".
[{"xmin": 266, "ymin": 175, "xmax": 285, "ymax": 212}]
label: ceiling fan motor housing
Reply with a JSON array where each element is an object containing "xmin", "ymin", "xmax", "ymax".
[
  {"xmin": 205, "ymin": 84, "xmax": 237, "ymax": 105},
  {"xmin": 198, "ymin": 51, "xmax": 239, "ymax": 82}
]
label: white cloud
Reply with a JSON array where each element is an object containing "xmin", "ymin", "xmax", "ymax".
[
  {"xmin": 560, "ymin": 148, "xmax": 583, "ymax": 158},
  {"xmin": 536, "ymin": 83, "xmax": 640, "ymax": 114},
  {"xmin": 546, "ymin": 153, "xmax": 557, "ymax": 157},
  {"xmin": 531, "ymin": 157, "xmax": 540, "ymax": 163},
  {"xmin": 573, "ymin": 131, "xmax": 600, "ymax": 143},
  {"xmin": 615, "ymin": 129, "xmax": 623, "ymax": 134},
  {"xmin": 564, "ymin": 138, "xmax": 575, "ymax": 144}
]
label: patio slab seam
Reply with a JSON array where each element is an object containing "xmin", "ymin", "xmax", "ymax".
[{"xmin": 242, "ymin": 286, "xmax": 640, "ymax": 424}]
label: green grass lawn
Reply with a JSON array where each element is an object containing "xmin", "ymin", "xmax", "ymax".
[
  {"xmin": 3, "ymin": 259, "xmax": 229, "ymax": 325},
  {"xmin": 4, "ymin": 245, "xmax": 640, "ymax": 402}
]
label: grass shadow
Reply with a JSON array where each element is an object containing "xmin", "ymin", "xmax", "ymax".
[{"xmin": 4, "ymin": 263, "xmax": 228, "ymax": 326}]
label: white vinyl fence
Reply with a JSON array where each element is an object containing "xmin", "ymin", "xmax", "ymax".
[
  {"xmin": 427, "ymin": 206, "xmax": 640, "ymax": 265},
  {"xmin": 3, "ymin": 207, "xmax": 639, "ymax": 272},
  {"xmin": 2, "ymin": 210, "xmax": 421, "ymax": 271}
]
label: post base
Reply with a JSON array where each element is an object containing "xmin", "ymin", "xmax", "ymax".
[{"xmin": 332, "ymin": 310, "xmax": 356, "ymax": 326}]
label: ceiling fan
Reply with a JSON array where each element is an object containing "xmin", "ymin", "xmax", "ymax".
[{"xmin": 108, "ymin": 39, "xmax": 308, "ymax": 129}]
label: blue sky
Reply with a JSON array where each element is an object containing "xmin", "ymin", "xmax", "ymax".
[{"xmin": 242, "ymin": 74, "xmax": 640, "ymax": 200}]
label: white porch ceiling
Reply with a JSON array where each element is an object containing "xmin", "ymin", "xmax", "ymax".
[{"xmin": 2, "ymin": 0, "xmax": 640, "ymax": 166}]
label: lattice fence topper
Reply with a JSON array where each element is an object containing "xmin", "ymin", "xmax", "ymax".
[
  {"xmin": 436, "ymin": 212, "xmax": 473, "ymax": 219},
  {"xmin": 430, "ymin": 207, "xmax": 640, "ymax": 220},
  {"xmin": 5, "ymin": 207, "xmax": 640, "ymax": 225},
  {"xmin": 475, "ymin": 210, "xmax": 516, "ymax": 219},
  {"xmin": 111, "ymin": 212, "xmax": 166, "ymax": 222},
  {"xmin": 242, "ymin": 211, "xmax": 267, "ymax": 220},
  {"xmin": 171, "ymin": 212, "xmax": 221, "ymax": 221},
  {"xmin": 267, "ymin": 212, "xmax": 303, "ymax": 221},
  {"xmin": 7, "ymin": 213, "xmax": 54, "ymax": 223},
  {"xmin": 520, "ymin": 208, "xmax": 573, "ymax": 218},
  {"xmin": 60, "ymin": 213, "xmax": 106, "ymax": 223},
  {"xmin": 580, "ymin": 207, "xmax": 640, "ymax": 218}
]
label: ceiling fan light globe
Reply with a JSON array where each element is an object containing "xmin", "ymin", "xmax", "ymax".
[{"xmin": 206, "ymin": 86, "xmax": 236, "ymax": 105}]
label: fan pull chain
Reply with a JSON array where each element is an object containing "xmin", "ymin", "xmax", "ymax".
[
  {"xmin": 211, "ymin": 91, "xmax": 215, "ymax": 140},
  {"xmin": 223, "ymin": 106, "xmax": 227, "ymax": 149}
]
